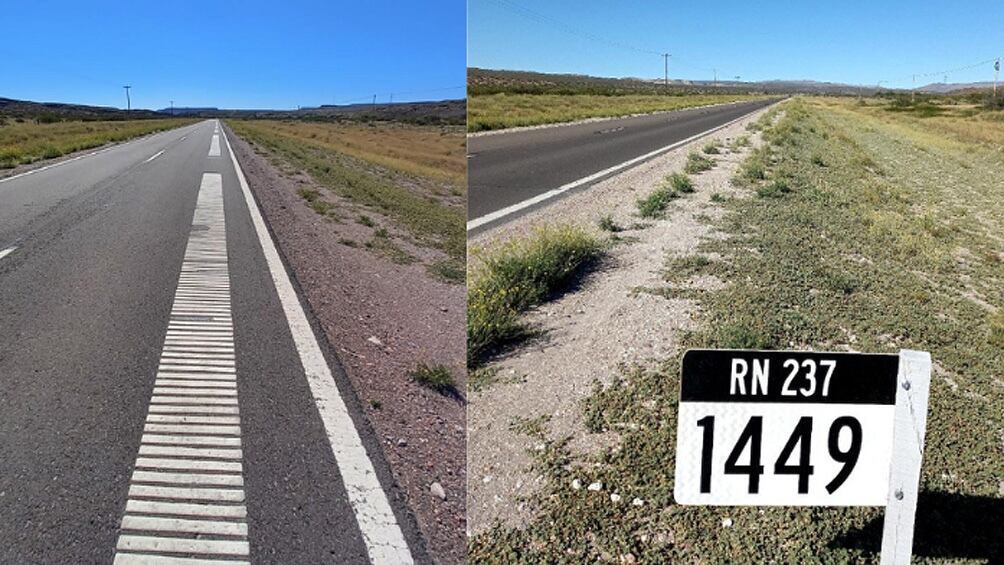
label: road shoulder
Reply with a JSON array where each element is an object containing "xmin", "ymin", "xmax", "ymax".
[{"xmin": 224, "ymin": 125, "xmax": 466, "ymax": 564}]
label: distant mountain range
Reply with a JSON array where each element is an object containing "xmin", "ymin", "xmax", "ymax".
[
  {"xmin": 0, "ymin": 96, "xmax": 465, "ymax": 125},
  {"xmin": 0, "ymin": 97, "xmax": 162, "ymax": 119},
  {"xmin": 469, "ymin": 68, "xmax": 997, "ymax": 97},
  {"xmin": 159, "ymin": 99, "xmax": 466, "ymax": 124},
  {"xmin": 917, "ymin": 81, "xmax": 996, "ymax": 94}
]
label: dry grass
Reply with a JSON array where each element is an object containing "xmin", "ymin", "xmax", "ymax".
[
  {"xmin": 0, "ymin": 118, "xmax": 195, "ymax": 168},
  {"xmin": 228, "ymin": 120, "xmax": 466, "ymax": 187},
  {"xmin": 229, "ymin": 119, "xmax": 466, "ymax": 282}
]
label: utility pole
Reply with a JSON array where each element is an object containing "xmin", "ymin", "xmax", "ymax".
[
  {"xmin": 170, "ymin": 100, "xmax": 174, "ymax": 115},
  {"xmin": 372, "ymin": 94, "xmax": 376, "ymax": 109},
  {"xmin": 662, "ymin": 53, "xmax": 670, "ymax": 90},
  {"xmin": 123, "ymin": 85, "xmax": 132, "ymax": 111},
  {"xmin": 995, "ymin": 58, "xmax": 1000, "ymax": 97},
  {"xmin": 389, "ymin": 93, "xmax": 393, "ymax": 105},
  {"xmin": 713, "ymin": 68, "xmax": 718, "ymax": 87},
  {"xmin": 911, "ymin": 74, "xmax": 917, "ymax": 103}
]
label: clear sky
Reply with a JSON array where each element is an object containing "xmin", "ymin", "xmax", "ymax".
[
  {"xmin": 0, "ymin": 0, "xmax": 466, "ymax": 110},
  {"xmin": 469, "ymin": 0, "xmax": 1003, "ymax": 89}
]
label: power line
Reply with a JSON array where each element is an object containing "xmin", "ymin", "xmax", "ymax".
[
  {"xmin": 332, "ymin": 85, "xmax": 464, "ymax": 106},
  {"xmin": 488, "ymin": 0, "xmax": 1000, "ymax": 92}
]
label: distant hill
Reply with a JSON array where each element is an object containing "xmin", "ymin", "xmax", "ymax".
[
  {"xmin": 0, "ymin": 97, "xmax": 163, "ymax": 120},
  {"xmin": 918, "ymin": 81, "xmax": 996, "ymax": 94},
  {"xmin": 469, "ymin": 68, "xmax": 886, "ymax": 96},
  {"xmin": 157, "ymin": 107, "xmax": 220, "ymax": 116},
  {"xmin": 0, "ymin": 96, "xmax": 465, "ymax": 125},
  {"xmin": 162, "ymin": 99, "xmax": 466, "ymax": 125}
]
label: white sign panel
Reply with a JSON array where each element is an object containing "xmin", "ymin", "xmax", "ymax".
[{"xmin": 674, "ymin": 350, "xmax": 899, "ymax": 506}]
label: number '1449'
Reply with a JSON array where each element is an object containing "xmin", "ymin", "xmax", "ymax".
[{"xmin": 696, "ymin": 415, "xmax": 862, "ymax": 495}]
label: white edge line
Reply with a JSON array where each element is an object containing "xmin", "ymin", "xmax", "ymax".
[
  {"xmin": 467, "ymin": 101, "xmax": 776, "ymax": 231},
  {"xmin": 0, "ymin": 246, "xmax": 17, "ymax": 260},
  {"xmin": 221, "ymin": 126, "xmax": 415, "ymax": 565},
  {"xmin": 144, "ymin": 150, "xmax": 166, "ymax": 163},
  {"xmin": 0, "ymin": 121, "xmax": 204, "ymax": 185}
]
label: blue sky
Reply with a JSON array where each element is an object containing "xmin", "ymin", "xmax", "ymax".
[
  {"xmin": 469, "ymin": 0, "xmax": 1003, "ymax": 89},
  {"xmin": 0, "ymin": 0, "xmax": 465, "ymax": 110}
]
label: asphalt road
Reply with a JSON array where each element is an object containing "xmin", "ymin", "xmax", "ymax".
[
  {"xmin": 0, "ymin": 121, "xmax": 424, "ymax": 564},
  {"xmin": 467, "ymin": 98, "xmax": 778, "ymax": 232}
]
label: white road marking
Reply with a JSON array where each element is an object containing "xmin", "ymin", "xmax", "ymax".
[
  {"xmin": 466, "ymin": 103, "xmax": 772, "ymax": 231},
  {"xmin": 114, "ymin": 172, "xmax": 251, "ymax": 564},
  {"xmin": 144, "ymin": 150, "xmax": 165, "ymax": 163},
  {"xmin": 223, "ymin": 123, "xmax": 414, "ymax": 563},
  {"xmin": 0, "ymin": 246, "xmax": 16, "ymax": 260},
  {"xmin": 121, "ymin": 515, "xmax": 247, "ymax": 536},
  {"xmin": 135, "ymin": 458, "xmax": 243, "ymax": 472},
  {"xmin": 208, "ymin": 134, "xmax": 221, "ymax": 157},
  {"xmin": 115, "ymin": 554, "xmax": 248, "ymax": 565},
  {"xmin": 116, "ymin": 536, "xmax": 248, "ymax": 557},
  {"xmin": 125, "ymin": 499, "xmax": 246, "ymax": 519}
]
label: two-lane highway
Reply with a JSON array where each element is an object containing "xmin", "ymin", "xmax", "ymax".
[
  {"xmin": 0, "ymin": 120, "xmax": 423, "ymax": 563},
  {"xmin": 467, "ymin": 98, "xmax": 777, "ymax": 233}
]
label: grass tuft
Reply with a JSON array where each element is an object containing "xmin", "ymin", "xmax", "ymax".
[
  {"xmin": 684, "ymin": 151, "xmax": 715, "ymax": 174},
  {"xmin": 410, "ymin": 363, "xmax": 458, "ymax": 396},
  {"xmin": 467, "ymin": 225, "xmax": 603, "ymax": 365},
  {"xmin": 597, "ymin": 214, "xmax": 622, "ymax": 232},
  {"xmin": 702, "ymin": 140, "xmax": 722, "ymax": 154}
]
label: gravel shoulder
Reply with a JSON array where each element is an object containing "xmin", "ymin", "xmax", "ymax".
[
  {"xmin": 225, "ymin": 125, "xmax": 466, "ymax": 564},
  {"xmin": 467, "ymin": 107, "xmax": 772, "ymax": 535}
]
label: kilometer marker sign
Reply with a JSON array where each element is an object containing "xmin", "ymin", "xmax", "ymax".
[{"xmin": 674, "ymin": 349, "xmax": 931, "ymax": 564}]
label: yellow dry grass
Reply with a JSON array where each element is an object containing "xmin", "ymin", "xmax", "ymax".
[{"xmin": 228, "ymin": 120, "xmax": 466, "ymax": 187}]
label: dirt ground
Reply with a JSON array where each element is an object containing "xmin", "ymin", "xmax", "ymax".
[
  {"xmin": 225, "ymin": 125, "xmax": 466, "ymax": 564},
  {"xmin": 467, "ymin": 107, "xmax": 772, "ymax": 535}
]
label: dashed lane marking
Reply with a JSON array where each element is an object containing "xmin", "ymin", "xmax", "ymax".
[
  {"xmin": 144, "ymin": 150, "xmax": 166, "ymax": 163},
  {"xmin": 113, "ymin": 172, "xmax": 251, "ymax": 565},
  {"xmin": 0, "ymin": 246, "xmax": 16, "ymax": 260}
]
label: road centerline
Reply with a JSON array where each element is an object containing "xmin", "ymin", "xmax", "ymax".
[{"xmin": 113, "ymin": 172, "xmax": 251, "ymax": 565}]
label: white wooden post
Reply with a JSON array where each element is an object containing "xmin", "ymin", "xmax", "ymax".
[{"xmin": 880, "ymin": 349, "xmax": 932, "ymax": 565}]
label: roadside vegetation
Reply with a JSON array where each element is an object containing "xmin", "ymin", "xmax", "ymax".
[
  {"xmin": 470, "ymin": 96, "xmax": 1004, "ymax": 562},
  {"xmin": 410, "ymin": 362, "xmax": 459, "ymax": 396},
  {"xmin": 469, "ymin": 93, "xmax": 768, "ymax": 132},
  {"xmin": 467, "ymin": 225, "xmax": 603, "ymax": 365},
  {"xmin": 229, "ymin": 120, "xmax": 466, "ymax": 282},
  {"xmin": 636, "ymin": 172, "xmax": 695, "ymax": 218},
  {"xmin": 0, "ymin": 118, "xmax": 195, "ymax": 169}
]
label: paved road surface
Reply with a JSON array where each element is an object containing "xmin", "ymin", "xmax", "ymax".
[
  {"xmin": 467, "ymin": 98, "xmax": 777, "ymax": 232},
  {"xmin": 0, "ymin": 120, "xmax": 424, "ymax": 564}
]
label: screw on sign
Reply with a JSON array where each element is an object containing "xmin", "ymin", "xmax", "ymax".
[{"xmin": 673, "ymin": 349, "xmax": 931, "ymax": 565}]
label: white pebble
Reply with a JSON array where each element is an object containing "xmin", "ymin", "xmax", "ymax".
[
  {"xmin": 587, "ymin": 481, "xmax": 603, "ymax": 491},
  {"xmin": 722, "ymin": 518, "xmax": 733, "ymax": 528},
  {"xmin": 571, "ymin": 479, "xmax": 582, "ymax": 490},
  {"xmin": 632, "ymin": 498, "xmax": 644, "ymax": 507},
  {"xmin": 610, "ymin": 493, "xmax": 621, "ymax": 503}
]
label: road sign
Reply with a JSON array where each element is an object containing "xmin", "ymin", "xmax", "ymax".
[{"xmin": 673, "ymin": 348, "xmax": 930, "ymax": 564}]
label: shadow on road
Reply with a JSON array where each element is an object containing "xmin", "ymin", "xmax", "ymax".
[{"xmin": 829, "ymin": 491, "xmax": 1003, "ymax": 562}]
